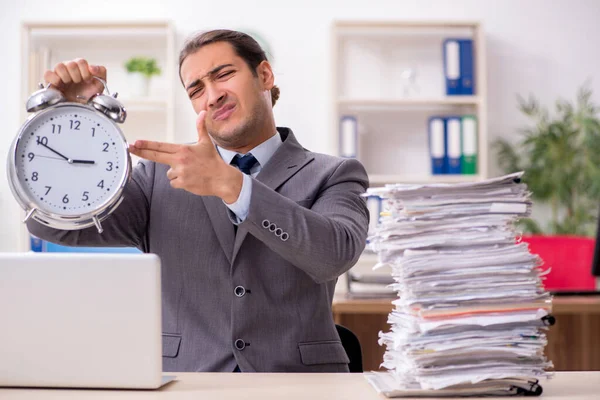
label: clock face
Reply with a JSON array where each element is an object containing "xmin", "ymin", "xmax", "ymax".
[{"xmin": 13, "ymin": 104, "xmax": 129, "ymax": 217}]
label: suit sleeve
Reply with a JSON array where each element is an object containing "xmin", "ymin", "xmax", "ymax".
[
  {"xmin": 25, "ymin": 160, "xmax": 155, "ymax": 251},
  {"xmin": 239, "ymin": 158, "xmax": 370, "ymax": 283}
]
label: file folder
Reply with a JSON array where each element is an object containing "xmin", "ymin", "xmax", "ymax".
[
  {"xmin": 443, "ymin": 39, "xmax": 461, "ymax": 95},
  {"xmin": 461, "ymin": 115, "xmax": 478, "ymax": 174},
  {"xmin": 339, "ymin": 116, "xmax": 358, "ymax": 158},
  {"xmin": 30, "ymin": 235, "xmax": 141, "ymax": 253},
  {"xmin": 366, "ymin": 373, "xmax": 544, "ymax": 397},
  {"xmin": 459, "ymin": 39, "xmax": 475, "ymax": 95},
  {"xmin": 366, "ymin": 196, "xmax": 382, "ymax": 231},
  {"xmin": 446, "ymin": 116, "xmax": 462, "ymax": 174},
  {"xmin": 428, "ymin": 117, "xmax": 446, "ymax": 174}
]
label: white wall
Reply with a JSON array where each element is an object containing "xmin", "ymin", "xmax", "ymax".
[{"xmin": 1, "ymin": 0, "xmax": 600, "ymax": 251}]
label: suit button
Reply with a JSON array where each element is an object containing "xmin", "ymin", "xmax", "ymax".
[
  {"xmin": 235, "ymin": 339, "xmax": 246, "ymax": 350},
  {"xmin": 275, "ymin": 228, "xmax": 283, "ymax": 237},
  {"xmin": 268, "ymin": 223, "xmax": 277, "ymax": 232},
  {"xmin": 262, "ymin": 219, "xmax": 270, "ymax": 228},
  {"xmin": 234, "ymin": 286, "xmax": 246, "ymax": 297},
  {"xmin": 280, "ymin": 232, "xmax": 289, "ymax": 241}
]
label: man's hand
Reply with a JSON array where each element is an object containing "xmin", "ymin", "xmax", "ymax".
[
  {"xmin": 129, "ymin": 110, "xmax": 243, "ymax": 203},
  {"xmin": 44, "ymin": 58, "xmax": 106, "ymax": 103}
]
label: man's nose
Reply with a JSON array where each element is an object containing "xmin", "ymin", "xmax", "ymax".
[{"xmin": 207, "ymin": 85, "xmax": 226, "ymax": 108}]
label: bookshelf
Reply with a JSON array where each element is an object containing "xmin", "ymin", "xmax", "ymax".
[
  {"xmin": 16, "ymin": 20, "xmax": 176, "ymax": 251},
  {"xmin": 331, "ymin": 21, "xmax": 488, "ymax": 295},
  {"xmin": 331, "ymin": 20, "xmax": 488, "ymax": 186}
]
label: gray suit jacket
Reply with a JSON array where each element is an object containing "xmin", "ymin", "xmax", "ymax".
[{"xmin": 27, "ymin": 128, "xmax": 370, "ymax": 372}]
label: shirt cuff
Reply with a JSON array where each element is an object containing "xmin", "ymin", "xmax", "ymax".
[{"xmin": 224, "ymin": 173, "xmax": 252, "ymax": 224}]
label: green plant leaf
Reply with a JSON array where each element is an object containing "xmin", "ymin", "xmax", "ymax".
[
  {"xmin": 497, "ymin": 83, "xmax": 600, "ymax": 236},
  {"xmin": 124, "ymin": 57, "xmax": 161, "ymax": 77}
]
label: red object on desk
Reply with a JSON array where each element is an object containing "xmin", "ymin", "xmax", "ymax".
[{"xmin": 521, "ymin": 235, "xmax": 596, "ymax": 290}]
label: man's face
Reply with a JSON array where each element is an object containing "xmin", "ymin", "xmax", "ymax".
[{"xmin": 180, "ymin": 41, "xmax": 270, "ymax": 148}]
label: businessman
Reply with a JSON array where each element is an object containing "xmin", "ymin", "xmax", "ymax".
[{"xmin": 28, "ymin": 29, "xmax": 370, "ymax": 373}]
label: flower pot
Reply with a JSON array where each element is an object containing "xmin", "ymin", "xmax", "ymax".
[
  {"xmin": 521, "ymin": 235, "xmax": 596, "ymax": 291},
  {"xmin": 127, "ymin": 72, "xmax": 150, "ymax": 97}
]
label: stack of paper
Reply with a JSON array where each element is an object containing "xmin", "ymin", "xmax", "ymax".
[{"xmin": 363, "ymin": 172, "xmax": 553, "ymax": 397}]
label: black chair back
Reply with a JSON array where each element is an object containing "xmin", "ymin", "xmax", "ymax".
[{"xmin": 335, "ymin": 324, "xmax": 363, "ymax": 372}]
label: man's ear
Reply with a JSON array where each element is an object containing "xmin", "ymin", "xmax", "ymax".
[{"xmin": 256, "ymin": 60, "xmax": 274, "ymax": 90}]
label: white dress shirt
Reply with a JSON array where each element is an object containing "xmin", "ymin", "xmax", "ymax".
[{"xmin": 216, "ymin": 131, "xmax": 283, "ymax": 223}]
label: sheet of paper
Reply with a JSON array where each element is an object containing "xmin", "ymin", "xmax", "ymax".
[{"xmin": 363, "ymin": 172, "xmax": 553, "ymax": 394}]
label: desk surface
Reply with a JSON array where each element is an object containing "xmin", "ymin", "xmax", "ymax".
[
  {"xmin": 332, "ymin": 294, "xmax": 600, "ymax": 315},
  {"xmin": 0, "ymin": 372, "xmax": 598, "ymax": 399}
]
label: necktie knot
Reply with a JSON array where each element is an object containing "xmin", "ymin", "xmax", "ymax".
[{"xmin": 231, "ymin": 153, "xmax": 258, "ymax": 175}]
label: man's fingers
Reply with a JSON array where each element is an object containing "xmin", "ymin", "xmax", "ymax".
[
  {"xmin": 196, "ymin": 110, "xmax": 209, "ymax": 141},
  {"xmin": 169, "ymin": 177, "xmax": 182, "ymax": 189},
  {"xmin": 75, "ymin": 58, "xmax": 92, "ymax": 82},
  {"xmin": 132, "ymin": 140, "xmax": 181, "ymax": 153},
  {"xmin": 43, "ymin": 70, "xmax": 62, "ymax": 88},
  {"xmin": 53, "ymin": 63, "xmax": 70, "ymax": 83},
  {"xmin": 166, "ymin": 168, "xmax": 177, "ymax": 180},
  {"xmin": 90, "ymin": 65, "xmax": 107, "ymax": 80},
  {"xmin": 129, "ymin": 146, "xmax": 175, "ymax": 166},
  {"xmin": 54, "ymin": 63, "xmax": 72, "ymax": 85},
  {"xmin": 65, "ymin": 61, "xmax": 83, "ymax": 83}
]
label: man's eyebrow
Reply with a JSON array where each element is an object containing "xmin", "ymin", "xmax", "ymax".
[{"xmin": 185, "ymin": 64, "xmax": 235, "ymax": 91}]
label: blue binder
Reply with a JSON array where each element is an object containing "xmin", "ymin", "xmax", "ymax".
[
  {"xmin": 459, "ymin": 39, "xmax": 475, "ymax": 95},
  {"xmin": 30, "ymin": 235, "xmax": 141, "ymax": 253},
  {"xmin": 366, "ymin": 195, "xmax": 382, "ymax": 231},
  {"xmin": 339, "ymin": 116, "xmax": 358, "ymax": 158},
  {"xmin": 445, "ymin": 116, "xmax": 462, "ymax": 174},
  {"xmin": 443, "ymin": 39, "xmax": 461, "ymax": 95},
  {"xmin": 428, "ymin": 116, "xmax": 447, "ymax": 174}
]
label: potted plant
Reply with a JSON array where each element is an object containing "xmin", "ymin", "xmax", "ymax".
[
  {"xmin": 124, "ymin": 57, "xmax": 161, "ymax": 97},
  {"xmin": 494, "ymin": 83, "xmax": 600, "ymax": 290}
]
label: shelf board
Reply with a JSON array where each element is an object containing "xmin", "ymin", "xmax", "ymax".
[
  {"xmin": 122, "ymin": 98, "xmax": 168, "ymax": 112},
  {"xmin": 334, "ymin": 20, "xmax": 480, "ymax": 29},
  {"xmin": 27, "ymin": 23, "xmax": 171, "ymax": 49},
  {"xmin": 27, "ymin": 21, "xmax": 171, "ymax": 38},
  {"xmin": 334, "ymin": 21, "xmax": 478, "ymax": 38},
  {"xmin": 338, "ymin": 97, "xmax": 480, "ymax": 109},
  {"xmin": 369, "ymin": 173, "xmax": 482, "ymax": 186}
]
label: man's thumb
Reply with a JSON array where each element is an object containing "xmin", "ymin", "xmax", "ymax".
[{"xmin": 196, "ymin": 110, "xmax": 208, "ymax": 141}]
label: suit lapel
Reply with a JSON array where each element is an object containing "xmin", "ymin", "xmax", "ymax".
[
  {"xmin": 231, "ymin": 129, "xmax": 314, "ymax": 263},
  {"xmin": 202, "ymin": 195, "xmax": 235, "ymax": 264}
]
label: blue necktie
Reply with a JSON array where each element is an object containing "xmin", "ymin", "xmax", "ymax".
[
  {"xmin": 231, "ymin": 153, "xmax": 258, "ymax": 175},
  {"xmin": 230, "ymin": 153, "xmax": 258, "ymax": 234}
]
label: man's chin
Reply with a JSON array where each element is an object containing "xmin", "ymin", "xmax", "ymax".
[
  {"xmin": 209, "ymin": 127, "xmax": 245, "ymax": 147},
  {"xmin": 209, "ymin": 116, "xmax": 254, "ymax": 147}
]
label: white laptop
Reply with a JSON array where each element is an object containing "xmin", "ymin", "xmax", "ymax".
[{"xmin": 0, "ymin": 252, "xmax": 175, "ymax": 389}]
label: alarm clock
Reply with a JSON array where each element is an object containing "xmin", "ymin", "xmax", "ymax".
[{"xmin": 7, "ymin": 77, "xmax": 131, "ymax": 234}]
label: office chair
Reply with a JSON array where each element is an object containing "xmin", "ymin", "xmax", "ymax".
[{"xmin": 335, "ymin": 324, "xmax": 363, "ymax": 372}]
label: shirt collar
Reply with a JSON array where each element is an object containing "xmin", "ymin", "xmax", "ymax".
[{"xmin": 216, "ymin": 131, "xmax": 283, "ymax": 168}]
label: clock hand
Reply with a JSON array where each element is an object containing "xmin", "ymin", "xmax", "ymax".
[
  {"xmin": 40, "ymin": 142, "xmax": 69, "ymax": 161},
  {"xmin": 70, "ymin": 159, "xmax": 96, "ymax": 165},
  {"xmin": 34, "ymin": 154, "xmax": 65, "ymax": 161}
]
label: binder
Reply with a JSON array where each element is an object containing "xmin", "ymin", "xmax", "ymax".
[
  {"xmin": 459, "ymin": 39, "xmax": 475, "ymax": 95},
  {"xmin": 461, "ymin": 115, "xmax": 478, "ymax": 174},
  {"xmin": 366, "ymin": 196, "xmax": 382, "ymax": 231},
  {"xmin": 443, "ymin": 39, "xmax": 461, "ymax": 95},
  {"xmin": 445, "ymin": 116, "xmax": 462, "ymax": 174},
  {"xmin": 366, "ymin": 373, "xmax": 543, "ymax": 397},
  {"xmin": 428, "ymin": 116, "xmax": 446, "ymax": 174},
  {"xmin": 339, "ymin": 116, "xmax": 358, "ymax": 158},
  {"xmin": 30, "ymin": 235, "xmax": 140, "ymax": 253},
  {"xmin": 30, "ymin": 236, "xmax": 45, "ymax": 252}
]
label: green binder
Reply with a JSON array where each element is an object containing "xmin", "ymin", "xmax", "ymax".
[{"xmin": 461, "ymin": 115, "xmax": 478, "ymax": 174}]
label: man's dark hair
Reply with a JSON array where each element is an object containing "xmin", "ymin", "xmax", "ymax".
[{"xmin": 179, "ymin": 29, "xmax": 280, "ymax": 107}]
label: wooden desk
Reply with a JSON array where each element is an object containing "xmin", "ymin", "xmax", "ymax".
[
  {"xmin": 333, "ymin": 295, "xmax": 600, "ymax": 372},
  {"xmin": 0, "ymin": 372, "xmax": 598, "ymax": 399}
]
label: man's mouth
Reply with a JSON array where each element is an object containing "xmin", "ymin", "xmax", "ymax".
[{"xmin": 212, "ymin": 104, "xmax": 236, "ymax": 121}]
